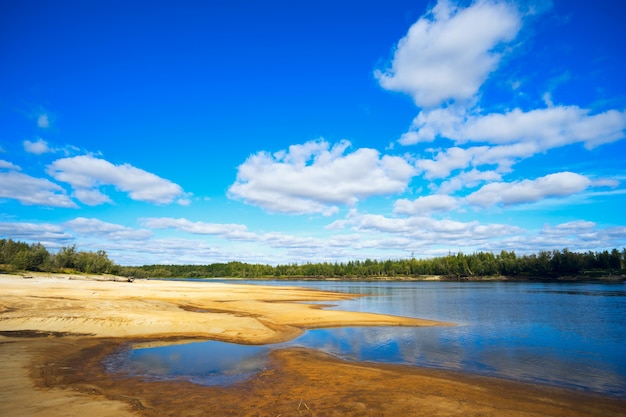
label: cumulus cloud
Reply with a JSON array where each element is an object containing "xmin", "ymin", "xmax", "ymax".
[
  {"xmin": 404, "ymin": 106, "xmax": 626, "ymax": 148},
  {"xmin": 394, "ymin": 195, "xmax": 460, "ymax": 215},
  {"xmin": 341, "ymin": 211, "xmax": 521, "ymax": 245},
  {"xmin": 437, "ymin": 169, "xmax": 502, "ymax": 194},
  {"xmin": 409, "ymin": 106, "xmax": 626, "ymax": 178},
  {"xmin": 489, "ymin": 221, "xmax": 626, "ymax": 254},
  {"xmin": 138, "ymin": 216, "xmax": 415, "ymax": 262},
  {"xmin": 375, "ymin": 0, "xmax": 521, "ymax": 107},
  {"xmin": 130, "ymin": 219, "xmax": 626, "ymax": 265},
  {"xmin": 399, "ymin": 106, "xmax": 466, "ymax": 144},
  {"xmin": 543, "ymin": 220, "xmax": 596, "ymax": 236},
  {"xmin": 415, "ymin": 143, "xmax": 538, "ymax": 179},
  {"xmin": 0, "ymin": 171, "xmax": 77, "ymax": 208},
  {"xmin": 416, "ymin": 146, "xmax": 485, "ymax": 179},
  {"xmin": 228, "ymin": 139, "xmax": 415, "ymax": 215},
  {"xmin": 46, "ymin": 155, "xmax": 189, "ymax": 206},
  {"xmin": 73, "ymin": 188, "xmax": 113, "ymax": 205},
  {"xmin": 466, "ymin": 172, "xmax": 592, "ymax": 207},
  {"xmin": 0, "ymin": 160, "xmax": 21, "ymax": 170},
  {"xmin": 23, "ymin": 138, "xmax": 54, "ymax": 155},
  {"xmin": 142, "ymin": 217, "xmax": 256, "ymax": 240},
  {"xmin": 382, "ymin": 1, "xmax": 626, "ymax": 191},
  {"xmin": 142, "ymin": 216, "xmax": 363, "ymax": 252},
  {"xmin": 65, "ymin": 217, "xmax": 152, "ymax": 240},
  {"xmin": 0, "ymin": 221, "xmax": 73, "ymax": 242}
]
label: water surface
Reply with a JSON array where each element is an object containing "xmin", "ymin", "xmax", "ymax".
[{"xmin": 107, "ymin": 280, "xmax": 626, "ymax": 397}]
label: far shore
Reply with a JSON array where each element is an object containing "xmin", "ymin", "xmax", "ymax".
[
  {"xmin": 1, "ymin": 272, "xmax": 624, "ymax": 416},
  {"xmin": 6, "ymin": 269, "xmax": 626, "ymax": 283},
  {"xmin": 189, "ymin": 273, "xmax": 626, "ymax": 282}
]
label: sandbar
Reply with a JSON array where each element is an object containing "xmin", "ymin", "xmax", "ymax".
[{"xmin": 1, "ymin": 273, "xmax": 624, "ymax": 416}]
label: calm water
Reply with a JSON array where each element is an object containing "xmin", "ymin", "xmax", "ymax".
[{"xmin": 106, "ymin": 280, "xmax": 626, "ymax": 397}]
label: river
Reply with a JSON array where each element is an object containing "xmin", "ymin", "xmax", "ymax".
[{"xmin": 105, "ymin": 280, "xmax": 626, "ymax": 398}]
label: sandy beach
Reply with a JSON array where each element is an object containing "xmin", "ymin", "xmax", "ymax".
[{"xmin": 1, "ymin": 273, "xmax": 624, "ymax": 416}]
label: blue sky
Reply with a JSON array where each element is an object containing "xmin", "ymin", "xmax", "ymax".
[{"xmin": 1, "ymin": 0, "xmax": 625, "ymax": 266}]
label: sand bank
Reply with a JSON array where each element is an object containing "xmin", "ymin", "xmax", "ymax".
[
  {"xmin": 0, "ymin": 274, "xmax": 446, "ymax": 342},
  {"xmin": 1, "ymin": 273, "xmax": 624, "ymax": 416}
]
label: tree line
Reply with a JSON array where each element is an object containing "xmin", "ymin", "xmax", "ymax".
[
  {"xmin": 127, "ymin": 248, "xmax": 625, "ymax": 279},
  {"xmin": 0, "ymin": 239, "xmax": 119, "ymax": 275},
  {"xmin": 1, "ymin": 238, "xmax": 624, "ymax": 280}
]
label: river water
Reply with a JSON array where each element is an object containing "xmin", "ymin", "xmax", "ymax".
[{"xmin": 105, "ymin": 280, "xmax": 626, "ymax": 398}]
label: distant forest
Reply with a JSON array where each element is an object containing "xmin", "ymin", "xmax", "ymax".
[{"xmin": 1, "ymin": 238, "xmax": 625, "ymax": 280}]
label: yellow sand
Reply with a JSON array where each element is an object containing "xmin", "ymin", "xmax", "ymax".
[{"xmin": 0, "ymin": 274, "xmax": 445, "ymax": 343}]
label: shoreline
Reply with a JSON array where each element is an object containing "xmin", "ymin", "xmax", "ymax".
[
  {"xmin": 143, "ymin": 274, "xmax": 626, "ymax": 283},
  {"xmin": 0, "ymin": 273, "xmax": 448, "ymax": 342},
  {"xmin": 1, "ymin": 273, "xmax": 625, "ymax": 416},
  {"xmin": 7, "ymin": 335, "xmax": 626, "ymax": 417}
]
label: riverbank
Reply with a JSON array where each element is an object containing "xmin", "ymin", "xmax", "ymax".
[
  {"xmin": 145, "ymin": 273, "xmax": 626, "ymax": 282},
  {"xmin": 0, "ymin": 273, "xmax": 445, "ymax": 341},
  {"xmin": 1, "ymin": 273, "xmax": 624, "ymax": 416}
]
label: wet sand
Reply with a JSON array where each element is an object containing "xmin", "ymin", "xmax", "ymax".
[{"xmin": 1, "ymin": 274, "xmax": 624, "ymax": 416}]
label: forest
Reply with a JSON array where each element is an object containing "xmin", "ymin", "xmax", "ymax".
[
  {"xmin": 0, "ymin": 239, "xmax": 119, "ymax": 275},
  {"xmin": 1, "ymin": 238, "xmax": 624, "ymax": 280}
]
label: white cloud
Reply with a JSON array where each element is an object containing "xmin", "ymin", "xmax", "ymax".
[
  {"xmin": 375, "ymin": 0, "xmax": 521, "ymax": 107},
  {"xmin": 142, "ymin": 216, "xmax": 360, "ymax": 252},
  {"xmin": 141, "ymin": 217, "xmax": 257, "ymax": 240},
  {"xmin": 409, "ymin": 106, "xmax": 626, "ymax": 178},
  {"xmin": 3, "ymin": 213, "xmax": 623, "ymax": 267},
  {"xmin": 23, "ymin": 138, "xmax": 53, "ymax": 155},
  {"xmin": 416, "ymin": 146, "xmax": 486, "ymax": 179},
  {"xmin": 228, "ymin": 139, "xmax": 415, "ymax": 215},
  {"xmin": 471, "ymin": 142, "xmax": 539, "ymax": 171},
  {"xmin": 383, "ymin": 2, "xmax": 626, "ymax": 188},
  {"xmin": 37, "ymin": 114, "xmax": 50, "ymax": 128},
  {"xmin": 401, "ymin": 106, "xmax": 626, "ymax": 149},
  {"xmin": 46, "ymin": 155, "xmax": 188, "ymax": 205},
  {"xmin": 591, "ymin": 178, "xmax": 620, "ymax": 188},
  {"xmin": 543, "ymin": 220, "xmax": 596, "ymax": 236},
  {"xmin": 437, "ymin": 169, "xmax": 502, "ymax": 194},
  {"xmin": 261, "ymin": 232, "xmax": 326, "ymax": 249},
  {"xmin": 327, "ymin": 210, "xmax": 625, "ymax": 256},
  {"xmin": 0, "ymin": 160, "xmax": 21, "ymax": 171},
  {"xmin": 342, "ymin": 211, "xmax": 522, "ymax": 245},
  {"xmin": 394, "ymin": 195, "xmax": 460, "ymax": 215},
  {"xmin": 488, "ymin": 221, "xmax": 626, "ymax": 254},
  {"xmin": 0, "ymin": 221, "xmax": 73, "ymax": 243},
  {"xmin": 399, "ymin": 106, "xmax": 466, "ymax": 144},
  {"xmin": 458, "ymin": 107, "xmax": 626, "ymax": 149},
  {"xmin": 73, "ymin": 188, "xmax": 113, "ymax": 206},
  {"xmin": 0, "ymin": 171, "xmax": 77, "ymax": 208},
  {"xmin": 466, "ymin": 172, "xmax": 592, "ymax": 207},
  {"xmin": 138, "ymin": 216, "xmax": 425, "ymax": 262},
  {"xmin": 95, "ymin": 236, "xmax": 234, "ymax": 266},
  {"xmin": 65, "ymin": 217, "xmax": 152, "ymax": 241}
]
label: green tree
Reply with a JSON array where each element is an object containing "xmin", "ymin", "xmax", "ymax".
[
  {"xmin": 75, "ymin": 250, "xmax": 114, "ymax": 274},
  {"xmin": 28, "ymin": 243, "xmax": 50, "ymax": 271},
  {"xmin": 55, "ymin": 245, "xmax": 77, "ymax": 269}
]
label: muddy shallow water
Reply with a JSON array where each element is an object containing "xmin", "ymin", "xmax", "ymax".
[{"xmin": 36, "ymin": 337, "xmax": 626, "ymax": 417}]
